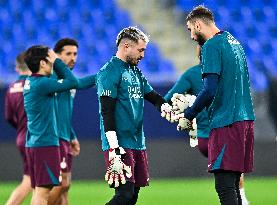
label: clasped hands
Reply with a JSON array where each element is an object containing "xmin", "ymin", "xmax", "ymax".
[{"xmin": 161, "ymin": 94, "xmax": 198, "ymax": 146}]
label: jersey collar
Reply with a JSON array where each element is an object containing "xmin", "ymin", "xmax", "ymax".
[
  {"xmin": 112, "ymin": 56, "xmax": 131, "ymax": 69},
  {"xmin": 214, "ymin": 30, "xmax": 225, "ymax": 36},
  {"xmin": 31, "ymin": 73, "xmax": 44, "ymax": 77}
]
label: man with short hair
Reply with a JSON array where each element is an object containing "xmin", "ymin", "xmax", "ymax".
[
  {"xmin": 165, "ymin": 45, "xmax": 250, "ymax": 204},
  {"xmin": 97, "ymin": 26, "xmax": 174, "ymax": 205},
  {"xmin": 175, "ymin": 5, "xmax": 255, "ymax": 205},
  {"xmin": 23, "ymin": 45, "xmax": 78, "ymax": 205},
  {"xmin": 5, "ymin": 52, "xmax": 32, "ymax": 205},
  {"xmin": 48, "ymin": 38, "xmax": 96, "ymax": 205}
]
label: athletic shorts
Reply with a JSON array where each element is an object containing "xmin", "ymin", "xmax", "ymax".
[
  {"xmin": 208, "ymin": 121, "xmax": 254, "ymax": 173},
  {"xmin": 104, "ymin": 149, "xmax": 149, "ymax": 187},
  {"xmin": 26, "ymin": 146, "xmax": 61, "ymax": 188},
  {"xmin": 198, "ymin": 137, "xmax": 209, "ymax": 158},
  {"xmin": 59, "ymin": 139, "xmax": 73, "ymax": 173},
  {"xmin": 17, "ymin": 145, "xmax": 29, "ymax": 176}
]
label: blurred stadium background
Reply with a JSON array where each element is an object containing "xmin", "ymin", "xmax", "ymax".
[{"xmin": 0, "ymin": 0, "xmax": 277, "ymax": 204}]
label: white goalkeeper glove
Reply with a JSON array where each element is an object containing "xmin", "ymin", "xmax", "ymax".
[
  {"xmin": 105, "ymin": 131, "xmax": 132, "ymax": 187},
  {"xmin": 188, "ymin": 118, "xmax": 198, "ymax": 147},
  {"xmin": 176, "ymin": 115, "xmax": 198, "ymax": 147},
  {"xmin": 161, "ymin": 103, "xmax": 176, "ymax": 123},
  {"xmin": 105, "ymin": 147, "xmax": 132, "ymax": 187},
  {"xmin": 171, "ymin": 93, "xmax": 196, "ymax": 114},
  {"xmin": 176, "ymin": 113, "xmax": 196, "ymax": 131},
  {"xmin": 177, "ymin": 115, "xmax": 193, "ymax": 131}
]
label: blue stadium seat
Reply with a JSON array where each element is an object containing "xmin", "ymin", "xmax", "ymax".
[
  {"xmin": 230, "ymin": 9, "xmax": 242, "ymax": 22},
  {"xmin": 0, "ymin": 0, "xmax": 6, "ymax": 7},
  {"xmin": 0, "ymin": 0, "xmax": 178, "ymax": 86}
]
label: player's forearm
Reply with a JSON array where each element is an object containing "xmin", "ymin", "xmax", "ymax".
[
  {"xmin": 185, "ymin": 74, "xmax": 219, "ymax": 120},
  {"xmin": 145, "ymin": 90, "xmax": 166, "ymax": 112},
  {"xmin": 100, "ymin": 96, "xmax": 116, "ymax": 132},
  {"xmin": 100, "ymin": 96, "xmax": 120, "ymax": 149},
  {"xmin": 76, "ymin": 74, "xmax": 96, "ymax": 90},
  {"xmin": 54, "ymin": 58, "xmax": 78, "ymax": 85}
]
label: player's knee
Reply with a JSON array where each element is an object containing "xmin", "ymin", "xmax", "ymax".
[
  {"xmin": 60, "ymin": 182, "xmax": 70, "ymax": 193},
  {"xmin": 60, "ymin": 173, "xmax": 71, "ymax": 192}
]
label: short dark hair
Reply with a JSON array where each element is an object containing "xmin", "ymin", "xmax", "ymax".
[
  {"xmin": 24, "ymin": 45, "xmax": 49, "ymax": 73},
  {"xmin": 54, "ymin": 38, "xmax": 79, "ymax": 53},
  {"xmin": 16, "ymin": 52, "xmax": 29, "ymax": 71},
  {"xmin": 116, "ymin": 26, "xmax": 149, "ymax": 47},
  {"xmin": 186, "ymin": 5, "xmax": 214, "ymax": 25}
]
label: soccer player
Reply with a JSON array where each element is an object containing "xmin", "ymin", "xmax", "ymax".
[
  {"xmin": 165, "ymin": 45, "xmax": 250, "ymax": 204},
  {"xmin": 23, "ymin": 45, "xmax": 78, "ymax": 205},
  {"xmin": 48, "ymin": 38, "xmax": 96, "ymax": 205},
  {"xmin": 165, "ymin": 45, "xmax": 210, "ymax": 155},
  {"xmin": 5, "ymin": 52, "xmax": 32, "ymax": 205},
  {"xmin": 177, "ymin": 6, "xmax": 255, "ymax": 205},
  {"xmin": 97, "ymin": 26, "xmax": 173, "ymax": 205}
]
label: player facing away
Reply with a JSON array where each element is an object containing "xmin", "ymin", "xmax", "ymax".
[
  {"xmin": 48, "ymin": 38, "xmax": 96, "ymax": 205},
  {"xmin": 5, "ymin": 52, "xmax": 32, "ymax": 205},
  {"xmin": 97, "ymin": 26, "xmax": 174, "ymax": 205},
  {"xmin": 165, "ymin": 45, "xmax": 250, "ymax": 204},
  {"xmin": 23, "ymin": 46, "xmax": 78, "ymax": 205},
  {"xmin": 176, "ymin": 6, "xmax": 255, "ymax": 205}
]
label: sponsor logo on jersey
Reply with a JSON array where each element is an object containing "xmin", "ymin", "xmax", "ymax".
[
  {"xmin": 128, "ymin": 86, "xmax": 143, "ymax": 99},
  {"xmin": 101, "ymin": 89, "xmax": 112, "ymax": 96},
  {"xmin": 227, "ymin": 34, "xmax": 240, "ymax": 45}
]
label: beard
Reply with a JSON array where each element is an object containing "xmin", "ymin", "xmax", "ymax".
[
  {"xmin": 195, "ymin": 32, "xmax": 206, "ymax": 46},
  {"xmin": 68, "ymin": 61, "xmax": 75, "ymax": 70},
  {"xmin": 126, "ymin": 55, "xmax": 140, "ymax": 66}
]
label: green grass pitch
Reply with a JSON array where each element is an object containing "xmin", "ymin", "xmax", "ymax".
[{"xmin": 1, "ymin": 177, "xmax": 277, "ymax": 204}]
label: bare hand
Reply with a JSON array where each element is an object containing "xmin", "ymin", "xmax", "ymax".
[
  {"xmin": 46, "ymin": 49, "xmax": 58, "ymax": 64},
  {"xmin": 70, "ymin": 139, "xmax": 80, "ymax": 156}
]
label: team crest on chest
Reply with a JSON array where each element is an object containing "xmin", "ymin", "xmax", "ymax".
[{"xmin": 122, "ymin": 70, "xmax": 142, "ymax": 99}]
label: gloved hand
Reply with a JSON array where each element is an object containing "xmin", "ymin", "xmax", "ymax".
[
  {"xmin": 176, "ymin": 113, "xmax": 196, "ymax": 131},
  {"xmin": 171, "ymin": 93, "xmax": 196, "ymax": 114},
  {"xmin": 105, "ymin": 131, "xmax": 132, "ymax": 187},
  {"xmin": 105, "ymin": 147, "xmax": 132, "ymax": 187},
  {"xmin": 161, "ymin": 103, "xmax": 177, "ymax": 123},
  {"xmin": 188, "ymin": 118, "xmax": 198, "ymax": 147}
]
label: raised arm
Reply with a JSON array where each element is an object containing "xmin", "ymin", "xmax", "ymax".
[
  {"xmin": 76, "ymin": 74, "xmax": 96, "ymax": 90},
  {"xmin": 40, "ymin": 58, "xmax": 78, "ymax": 95}
]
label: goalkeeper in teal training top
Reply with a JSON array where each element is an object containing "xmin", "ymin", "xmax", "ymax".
[
  {"xmin": 97, "ymin": 26, "xmax": 176, "ymax": 205},
  {"xmin": 165, "ymin": 45, "xmax": 250, "ymax": 204},
  {"xmin": 176, "ymin": 5, "xmax": 255, "ymax": 205}
]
